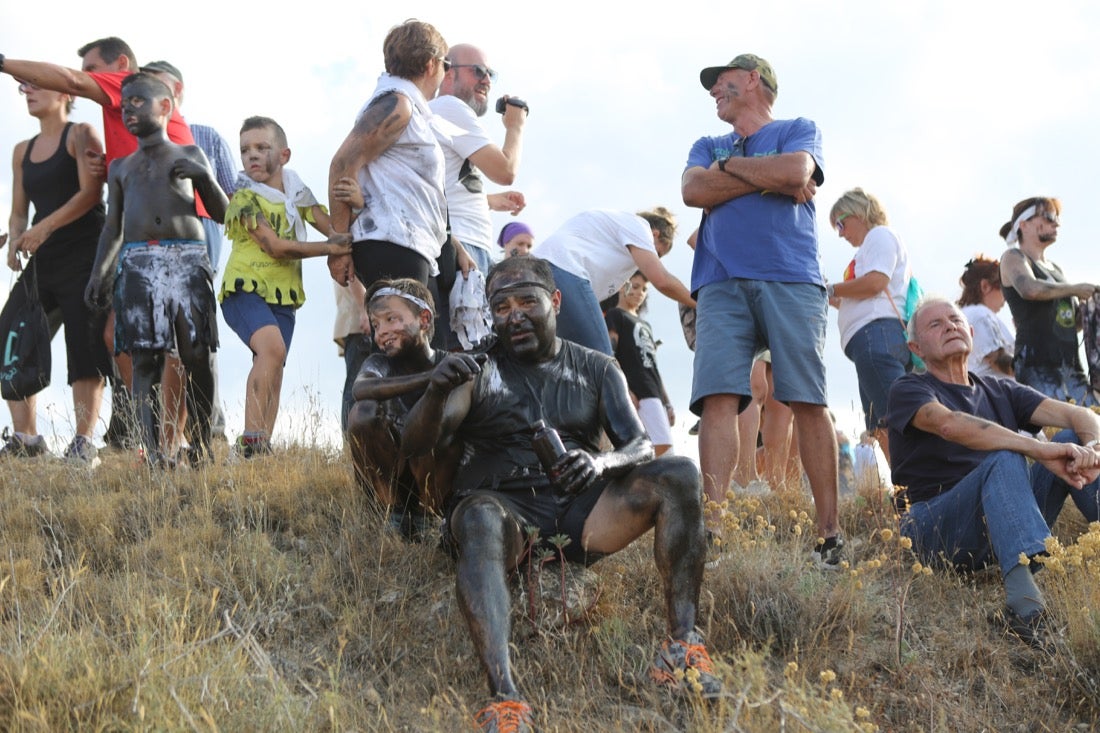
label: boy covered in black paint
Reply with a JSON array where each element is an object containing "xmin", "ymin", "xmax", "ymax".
[{"xmin": 86, "ymin": 72, "xmax": 228, "ymax": 466}]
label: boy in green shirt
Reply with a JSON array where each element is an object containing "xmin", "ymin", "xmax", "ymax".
[{"xmin": 220, "ymin": 116, "xmax": 350, "ymax": 457}]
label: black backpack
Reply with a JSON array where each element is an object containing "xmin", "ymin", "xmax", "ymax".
[{"xmin": 0, "ymin": 264, "xmax": 51, "ymax": 400}]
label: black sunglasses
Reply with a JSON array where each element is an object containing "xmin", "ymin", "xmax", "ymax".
[{"xmin": 448, "ymin": 63, "xmax": 497, "ymax": 82}]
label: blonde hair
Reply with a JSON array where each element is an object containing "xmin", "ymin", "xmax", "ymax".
[
  {"xmin": 637, "ymin": 206, "xmax": 677, "ymax": 250},
  {"xmin": 829, "ymin": 187, "xmax": 889, "ymax": 228}
]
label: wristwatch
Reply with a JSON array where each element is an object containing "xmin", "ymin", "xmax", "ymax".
[
  {"xmin": 717, "ymin": 156, "xmax": 730, "ymax": 173},
  {"xmin": 1085, "ymin": 439, "xmax": 1100, "ymax": 450},
  {"xmin": 0, "ymin": 54, "xmax": 5, "ymax": 74}
]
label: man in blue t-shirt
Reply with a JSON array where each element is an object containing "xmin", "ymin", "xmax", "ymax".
[
  {"xmin": 681, "ymin": 53, "xmax": 840, "ymax": 567},
  {"xmin": 888, "ymin": 297, "xmax": 1100, "ymax": 649}
]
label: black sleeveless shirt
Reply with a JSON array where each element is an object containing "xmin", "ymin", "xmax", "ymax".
[
  {"xmin": 1002, "ymin": 253, "xmax": 1081, "ymax": 370},
  {"xmin": 21, "ymin": 123, "xmax": 105, "ymax": 263}
]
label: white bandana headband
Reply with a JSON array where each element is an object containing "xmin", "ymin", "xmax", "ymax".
[
  {"xmin": 235, "ymin": 167, "xmax": 318, "ymax": 241},
  {"xmin": 1004, "ymin": 205, "xmax": 1037, "ymax": 246},
  {"xmin": 370, "ymin": 287, "xmax": 433, "ymax": 314}
]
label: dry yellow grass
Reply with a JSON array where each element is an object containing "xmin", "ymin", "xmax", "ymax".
[{"xmin": 0, "ymin": 447, "xmax": 1098, "ymax": 732}]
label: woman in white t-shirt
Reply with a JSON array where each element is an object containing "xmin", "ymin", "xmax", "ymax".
[
  {"xmin": 827, "ymin": 188, "xmax": 913, "ymax": 458},
  {"xmin": 957, "ymin": 255, "xmax": 1015, "ymax": 379},
  {"xmin": 531, "ymin": 207, "xmax": 694, "ymax": 354}
]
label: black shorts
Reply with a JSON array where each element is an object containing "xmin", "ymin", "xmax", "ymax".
[
  {"xmin": 445, "ymin": 478, "xmax": 610, "ymax": 565},
  {"xmin": 351, "ymin": 239, "xmax": 433, "ymax": 289},
  {"xmin": 113, "ymin": 242, "xmax": 217, "ymax": 354},
  {"xmin": 3, "ymin": 255, "xmax": 110, "ymax": 384}
]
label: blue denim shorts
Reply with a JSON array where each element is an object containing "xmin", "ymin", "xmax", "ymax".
[
  {"xmin": 691, "ymin": 278, "xmax": 828, "ymax": 414},
  {"xmin": 221, "ymin": 290, "xmax": 296, "ymax": 353},
  {"xmin": 843, "ymin": 318, "xmax": 911, "ymax": 431}
]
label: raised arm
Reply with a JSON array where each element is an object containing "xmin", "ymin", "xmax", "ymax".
[
  {"xmin": 1000, "ymin": 247, "xmax": 1099, "ymax": 301},
  {"xmin": 14, "ymin": 123, "xmax": 105, "ymax": 257},
  {"xmin": 629, "ymin": 246, "xmax": 695, "ymax": 307},
  {"xmin": 401, "ymin": 353, "xmax": 483, "ymax": 457},
  {"xmin": 1, "ymin": 59, "xmax": 109, "ymax": 106},
  {"xmin": 468, "ymin": 100, "xmax": 526, "ymax": 185}
]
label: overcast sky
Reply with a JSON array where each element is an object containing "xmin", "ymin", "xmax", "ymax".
[{"xmin": 3, "ymin": 1, "xmax": 1100, "ymax": 456}]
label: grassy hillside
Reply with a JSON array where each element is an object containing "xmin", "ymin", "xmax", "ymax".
[{"xmin": 0, "ymin": 446, "xmax": 1098, "ymax": 732}]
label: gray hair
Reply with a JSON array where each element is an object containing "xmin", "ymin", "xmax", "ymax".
[{"xmin": 906, "ymin": 295, "xmax": 960, "ymax": 342}]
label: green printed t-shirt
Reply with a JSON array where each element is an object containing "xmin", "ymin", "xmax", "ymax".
[{"xmin": 219, "ymin": 188, "xmax": 326, "ymax": 307}]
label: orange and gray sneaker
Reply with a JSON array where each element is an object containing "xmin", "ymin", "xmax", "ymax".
[
  {"xmin": 474, "ymin": 696, "xmax": 534, "ymax": 732},
  {"xmin": 650, "ymin": 630, "xmax": 723, "ymax": 698}
]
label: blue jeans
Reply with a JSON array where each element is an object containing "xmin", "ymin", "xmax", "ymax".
[
  {"xmin": 1014, "ymin": 357, "xmax": 1098, "ymax": 407},
  {"xmin": 900, "ymin": 431, "xmax": 1100, "ymax": 579},
  {"xmin": 843, "ymin": 318, "xmax": 911, "ymax": 431},
  {"xmin": 547, "ymin": 263, "xmax": 613, "ymax": 355}
]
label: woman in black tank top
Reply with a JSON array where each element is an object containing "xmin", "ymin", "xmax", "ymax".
[
  {"xmin": 998, "ymin": 196, "xmax": 1100, "ymax": 406},
  {"xmin": 1, "ymin": 79, "xmax": 110, "ymax": 464}
]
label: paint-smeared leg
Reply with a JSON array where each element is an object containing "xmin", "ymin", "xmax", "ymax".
[{"xmin": 451, "ymin": 495, "xmax": 527, "ymax": 698}]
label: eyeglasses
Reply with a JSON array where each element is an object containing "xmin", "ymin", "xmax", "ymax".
[
  {"xmin": 834, "ymin": 212, "xmax": 851, "ymax": 234},
  {"xmin": 449, "ymin": 63, "xmax": 497, "ymax": 82},
  {"xmin": 1030, "ymin": 212, "xmax": 1059, "ymax": 226},
  {"xmin": 17, "ymin": 80, "xmax": 39, "ymax": 93},
  {"xmin": 439, "ymin": 57, "xmax": 452, "ymax": 71}
]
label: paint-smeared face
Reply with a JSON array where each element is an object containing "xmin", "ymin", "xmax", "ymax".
[
  {"xmin": 240, "ymin": 127, "xmax": 286, "ymax": 185},
  {"xmin": 503, "ymin": 233, "xmax": 534, "ymax": 258},
  {"xmin": 368, "ymin": 296, "xmax": 429, "ymax": 358},
  {"xmin": 120, "ymin": 79, "xmax": 168, "ymax": 136},
  {"xmin": 710, "ymin": 68, "xmax": 747, "ymax": 123},
  {"xmin": 488, "ymin": 274, "xmax": 560, "ymax": 361}
]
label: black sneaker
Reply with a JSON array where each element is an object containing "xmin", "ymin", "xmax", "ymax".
[
  {"xmin": 811, "ymin": 534, "xmax": 846, "ymax": 570},
  {"xmin": 1002, "ymin": 607, "xmax": 1055, "ymax": 653}
]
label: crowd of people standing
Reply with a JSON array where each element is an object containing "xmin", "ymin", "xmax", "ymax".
[{"xmin": 4, "ymin": 23, "xmax": 1100, "ymax": 731}]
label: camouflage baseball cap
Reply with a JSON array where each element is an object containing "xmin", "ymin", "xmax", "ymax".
[
  {"xmin": 141, "ymin": 60, "xmax": 184, "ymax": 82},
  {"xmin": 699, "ymin": 54, "xmax": 777, "ymax": 94}
]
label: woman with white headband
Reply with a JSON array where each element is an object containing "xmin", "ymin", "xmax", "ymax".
[{"xmin": 999, "ymin": 196, "xmax": 1100, "ymax": 405}]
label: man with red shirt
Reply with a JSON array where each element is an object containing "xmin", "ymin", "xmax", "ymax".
[{"xmin": 0, "ymin": 38, "xmax": 200, "ymax": 174}]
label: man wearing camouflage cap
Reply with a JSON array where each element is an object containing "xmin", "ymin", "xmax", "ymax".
[{"xmin": 681, "ymin": 54, "xmax": 842, "ymax": 567}]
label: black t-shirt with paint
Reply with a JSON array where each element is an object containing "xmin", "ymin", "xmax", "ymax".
[{"xmin": 452, "ymin": 338, "xmax": 619, "ymax": 495}]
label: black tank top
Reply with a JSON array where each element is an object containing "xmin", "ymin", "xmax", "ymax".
[
  {"xmin": 21, "ymin": 123, "xmax": 105, "ymax": 262},
  {"xmin": 1002, "ymin": 253, "xmax": 1081, "ymax": 370}
]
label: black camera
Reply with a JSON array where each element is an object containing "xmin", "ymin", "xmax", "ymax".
[{"xmin": 495, "ymin": 96, "xmax": 529, "ymax": 115}]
